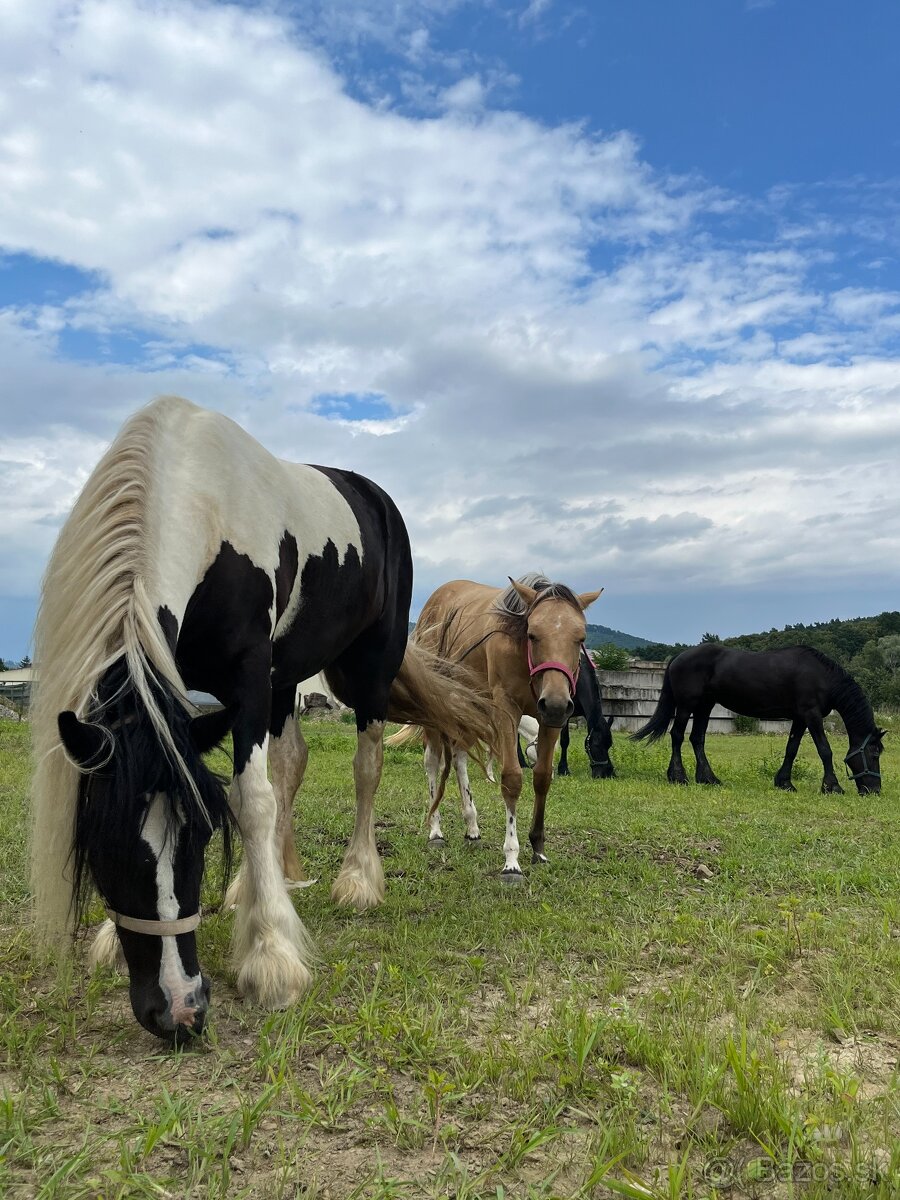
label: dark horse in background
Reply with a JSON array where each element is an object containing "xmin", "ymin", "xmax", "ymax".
[
  {"xmin": 632, "ymin": 643, "xmax": 884, "ymax": 794},
  {"xmin": 556, "ymin": 647, "xmax": 615, "ymax": 779}
]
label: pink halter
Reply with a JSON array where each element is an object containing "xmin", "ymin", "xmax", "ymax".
[{"xmin": 527, "ymin": 639, "xmax": 584, "ymax": 698}]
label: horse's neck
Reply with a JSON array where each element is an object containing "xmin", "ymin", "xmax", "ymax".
[
  {"xmin": 829, "ymin": 677, "xmax": 875, "ymax": 738},
  {"xmin": 577, "ymin": 658, "xmax": 603, "ymax": 720}
]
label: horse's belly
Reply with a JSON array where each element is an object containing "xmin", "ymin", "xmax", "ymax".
[{"xmin": 715, "ymin": 687, "xmax": 791, "ymax": 720}]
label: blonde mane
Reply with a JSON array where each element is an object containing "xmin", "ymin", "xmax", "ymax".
[{"xmin": 30, "ymin": 399, "xmax": 194, "ymax": 946}]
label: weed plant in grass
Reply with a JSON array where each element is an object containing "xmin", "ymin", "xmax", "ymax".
[{"xmin": 1, "ymin": 716, "xmax": 899, "ymax": 1198}]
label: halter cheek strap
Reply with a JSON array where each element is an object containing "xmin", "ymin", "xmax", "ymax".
[
  {"xmin": 106, "ymin": 908, "xmax": 202, "ymax": 937},
  {"xmin": 843, "ymin": 732, "xmax": 881, "ymax": 782},
  {"xmin": 527, "ymin": 641, "xmax": 583, "ymax": 698}
]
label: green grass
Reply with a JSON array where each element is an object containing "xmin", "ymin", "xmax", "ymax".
[{"xmin": 1, "ymin": 716, "xmax": 899, "ymax": 1198}]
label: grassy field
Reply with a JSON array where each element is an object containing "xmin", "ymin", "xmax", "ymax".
[{"xmin": 1, "ymin": 715, "xmax": 899, "ymax": 1199}]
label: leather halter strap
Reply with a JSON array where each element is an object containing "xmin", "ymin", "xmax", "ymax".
[
  {"xmin": 106, "ymin": 908, "xmax": 201, "ymax": 937},
  {"xmin": 527, "ymin": 639, "xmax": 583, "ymax": 698},
  {"xmin": 843, "ymin": 731, "xmax": 882, "ymax": 782}
]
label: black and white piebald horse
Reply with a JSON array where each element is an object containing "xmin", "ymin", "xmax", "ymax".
[
  {"xmin": 632, "ymin": 643, "xmax": 885, "ymax": 794},
  {"xmin": 31, "ymin": 396, "xmax": 495, "ymax": 1041},
  {"xmin": 557, "ymin": 648, "xmax": 615, "ymax": 779}
]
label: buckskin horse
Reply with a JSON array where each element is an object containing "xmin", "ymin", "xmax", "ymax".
[
  {"xmin": 31, "ymin": 396, "xmax": 495, "ymax": 1041},
  {"xmin": 632, "ymin": 643, "xmax": 884, "ymax": 794},
  {"xmin": 390, "ymin": 573, "xmax": 603, "ymax": 877}
]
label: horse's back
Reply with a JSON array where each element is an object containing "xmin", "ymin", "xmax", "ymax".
[
  {"xmin": 138, "ymin": 397, "xmax": 408, "ymax": 692},
  {"xmin": 420, "ymin": 580, "xmax": 500, "ymax": 615},
  {"xmin": 670, "ymin": 643, "xmax": 832, "ymax": 717}
]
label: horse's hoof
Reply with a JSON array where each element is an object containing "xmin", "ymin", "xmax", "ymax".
[
  {"xmin": 531, "ymin": 852, "xmax": 549, "ymax": 865},
  {"xmin": 428, "ymin": 836, "xmax": 446, "ymax": 847},
  {"xmin": 774, "ymin": 781, "xmax": 796, "ymax": 793},
  {"xmin": 500, "ymin": 868, "xmax": 524, "ymax": 884},
  {"xmin": 464, "ymin": 834, "xmax": 481, "ymax": 845}
]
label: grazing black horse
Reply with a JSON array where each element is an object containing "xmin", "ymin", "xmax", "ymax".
[
  {"xmin": 632, "ymin": 643, "xmax": 884, "ymax": 794},
  {"xmin": 31, "ymin": 396, "xmax": 495, "ymax": 1041},
  {"xmin": 557, "ymin": 648, "xmax": 615, "ymax": 778}
]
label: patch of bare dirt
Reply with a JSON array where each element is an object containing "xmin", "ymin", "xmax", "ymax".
[{"xmin": 773, "ymin": 1027, "xmax": 900, "ymax": 1102}]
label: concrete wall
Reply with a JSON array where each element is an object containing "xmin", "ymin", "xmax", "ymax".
[{"xmin": 596, "ymin": 661, "xmax": 791, "ymax": 735}]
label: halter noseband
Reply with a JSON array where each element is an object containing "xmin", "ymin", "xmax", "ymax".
[
  {"xmin": 106, "ymin": 908, "xmax": 202, "ymax": 937},
  {"xmin": 526, "ymin": 638, "xmax": 583, "ymax": 697},
  {"xmin": 843, "ymin": 731, "xmax": 882, "ymax": 782},
  {"xmin": 583, "ymin": 734, "xmax": 611, "ymax": 769}
]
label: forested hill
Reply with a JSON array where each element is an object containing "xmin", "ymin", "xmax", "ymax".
[
  {"xmin": 408, "ymin": 620, "xmax": 650, "ymax": 651},
  {"xmin": 634, "ymin": 611, "xmax": 900, "ymax": 710},
  {"xmin": 584, "ymin": 624, "xmax": 652, "ymax": 651}
]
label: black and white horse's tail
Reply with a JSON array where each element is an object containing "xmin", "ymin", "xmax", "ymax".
[
  {"xmin": 387, "ymin": 641, "xmax": 500, "ymax": 757},
  {"xmin": 631, "ymin": 665, "xmax": 676, "ymax": 744}
]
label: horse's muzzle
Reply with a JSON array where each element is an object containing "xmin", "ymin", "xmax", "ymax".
[
  {"xmin": 537, "ymin": 695, "xmax": 574, "ymax": 727},
  {"xmin": 133, "ymin": 976, "xmax": 211, "ymax": 1043}
]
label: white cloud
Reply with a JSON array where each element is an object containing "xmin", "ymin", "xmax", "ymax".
[{"xmin": 1, "ymin": 0, "xmax": 899, "ymax": 647}]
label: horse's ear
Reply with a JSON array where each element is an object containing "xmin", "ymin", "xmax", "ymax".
[
  {"xmin": 577, "ymin": 588, "xmax": 604, "ymax": 611},
  {"xmin": 190, "ymin": 705, "xmax": 237, "ymax": 755},
  {"xmin": 607, "ymin": 714, "xmax": 614, "ymax": 730},
  {"xmin": 58, "ymin": 711, "xmax": 109, "ymax": 769},
  {"xmin": 879, "ymin": 728, "xmax": 888, "ymax": 740},
  {"xmin": 508, "ymin": 577, "xmax": 538, "ymax": 608}
]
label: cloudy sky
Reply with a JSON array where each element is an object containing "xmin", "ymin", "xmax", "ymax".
[{"xmin": 2, "ymin": 0, "xmax": 899, "ymax": 660}]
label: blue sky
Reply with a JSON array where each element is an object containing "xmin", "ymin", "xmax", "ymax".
[{"xmin": 1, "ymin": 0, "xmax": 900, "ymax": 661}]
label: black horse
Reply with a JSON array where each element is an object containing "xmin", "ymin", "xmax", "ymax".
[
  {"xmin": 632, "ymin": 643, "xmax": 884, "ymax": 794},
  {"xmin": 557, "ymin": 648, "xmax": 615, "ymax": 778}
]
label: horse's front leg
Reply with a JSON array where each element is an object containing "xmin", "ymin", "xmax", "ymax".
[
  {"xmin": 774, "ymin": 718, "xmax": 805, "ymax": 791},
  {"xmin": 332, "ymin": 720, "xmax": 387, "ymax": 910},
  {"xmin": 224, "ymin": 686, "xmax": 309, "ymax": 910},
  {"xmin": 667, "ymin": 707, "xmax": 690, "ymax": 784},
  {"xmin": 229, "ymin": 701, "xmax": 315, "ymax": 1008},
  {"xmin": 806, "ymin": 712, "xmax": 843, "ymax": 794},
  {"xmin": 557, "ymin": 720, "xmax": 571, "ymax": 776},
  {"xmin": 529, "ymin": 722, "xmax": 562, "ymax": 864}
]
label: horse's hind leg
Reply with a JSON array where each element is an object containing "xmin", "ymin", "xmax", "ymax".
[
  {"xmin": 690, "ymin": 703, "xmax": 722, "ymax": 785},
  {"xmin": 774, "ymin": 719, "xmax": 805, "ymax": 791},
  {"xmin": 332, "ymin": 719, "xmax": 387, "ymax": 910},
  {"xmin": 453, "ymin": 748, "xmax": 480, "ymax": 841},
  {"xmin": 425, "ymin": 734, "xmax": 452, "ymax": 843},
  {"xmin": 667, "ymin": 707, "xmax": 690, "ymax": 784},
  {"xmin": 270, "ymin": 688, "xmax": 309, "ymax": 886},
  {"xmin": 806, "ymin": 711, "xmax": 844, "ymax": 794}
]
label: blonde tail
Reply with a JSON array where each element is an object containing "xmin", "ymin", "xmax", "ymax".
[
  {"xmin": 384, "ymin": 724, "xmax": 424, "ymax": 749},
  {"xmin": 386, "ymin": 642, "xmax": 500, "ymax": 756}
]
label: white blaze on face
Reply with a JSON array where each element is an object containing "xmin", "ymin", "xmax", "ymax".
[{"xmin": 141, "ymin": 794, "xmax": 204, "ymax": 1026}]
